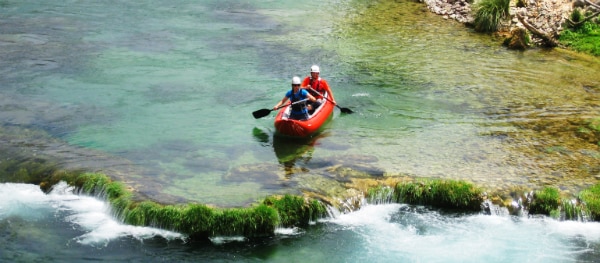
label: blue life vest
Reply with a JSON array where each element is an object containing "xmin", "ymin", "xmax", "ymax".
[{"xmin": 286, "ymin": 89, "xmax": 309, "ymax": 116}]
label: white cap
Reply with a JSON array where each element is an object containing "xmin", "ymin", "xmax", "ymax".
[
  {"xmin": 310, "ymin": 65, "xmax": 320, "ymax": 73},
  {"xmin": 292, "ymin": 76, "xmax": 301, "ymax": 85}
]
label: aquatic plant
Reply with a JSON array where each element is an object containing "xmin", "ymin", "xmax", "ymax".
[
  {"xmin": 561, "ymin": 198, "xmax": 583, "ymax": 221},
  {"xmin": 367, "ymin": 185, "xmax": 395, "ymax": 204},
  {"xmin": 263, "ymin": 194, "xmax": 327, "ymax": 227},
  {"xmin": 528, "ymin": 187, "xmax": 561, "ymax": 216},
  {"xmin": 51, "ymin": 172, "xmax": 328, "ymax": 239},
  {"xmin": 394, "ymin": 179, "xmax": 484, "ymax": 211},
  {"xmin": 473, "ymin": 0, "xmax": 510, "ymax": 32},
  {"xmin": 579, "ymin": 183, "xmax": 600, "ymax": 221},
  {"xmin": 0, "ymin": 155, "xmax": 60, "ymax": 186},
  {"xmin": 589, "ymin": 118, "xmax": 600, "ymax": 133}
]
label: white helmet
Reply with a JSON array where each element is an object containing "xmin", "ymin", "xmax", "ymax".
[
  {"xmin": 291, "ymin": 76, "xmax": 301, "ymax": 85},
  {"xmin": 310, "ymin": 65, "xmax": 320, "ymax": 73}
]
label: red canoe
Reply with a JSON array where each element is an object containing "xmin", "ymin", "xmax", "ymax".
[{"xmin": 274, "ymin": 91, "xmax": 335, "ymax": 137}]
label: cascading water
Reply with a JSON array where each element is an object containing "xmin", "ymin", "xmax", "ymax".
[{"xmin": 2, "ymin": 182, "xmax": 600, "ymax": 261}]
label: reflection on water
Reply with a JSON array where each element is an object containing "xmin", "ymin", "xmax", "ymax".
[
  {"xmin": 252, "ymin": 127, "xmax": 329, "ymax": 176},
  {"xmin": 273, "ymin": 134, "xmax": 320, "ymax": 171}
]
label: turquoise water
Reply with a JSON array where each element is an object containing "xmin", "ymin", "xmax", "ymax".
[{"xmin": 2, "ymin": 0, "xmax": 600, "ymax": 261}]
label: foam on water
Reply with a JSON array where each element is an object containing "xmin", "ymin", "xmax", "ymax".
[
  {"xmin": 0, "ymin": 182, "xmax": 184, "ymax": 246},
  {"xmin": 324, "ymin": 204, "xmax": 600, "ymax": 262}
]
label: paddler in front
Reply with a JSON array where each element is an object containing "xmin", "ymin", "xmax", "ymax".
[{"xmin": 273, "ymin": 76, "xmax": 316, "ymax": 120}]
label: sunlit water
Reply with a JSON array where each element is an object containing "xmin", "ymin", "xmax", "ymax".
[{"xmin": 2, "ymin": 0, "xmax": 600, "ymax": 261}]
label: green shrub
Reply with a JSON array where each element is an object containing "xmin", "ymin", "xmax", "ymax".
[
  {"xmin": 529, "ymin": 187, "xmax": 561, "ymax": 215},
  {"xmin": 473, "ymin": 0, "xmax": 510, "ymax": 32},
  {"xmin": 579, "ymin": 184, "xmax": 600, "ymax": 221},
  {"xmin": 571, "ymin": 8, "xmax": 584, "ymax": 24}
]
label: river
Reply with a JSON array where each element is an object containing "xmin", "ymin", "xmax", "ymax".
[{"xmin": 1, "ymin": 0, "xmax": 600, "ymax": 262}]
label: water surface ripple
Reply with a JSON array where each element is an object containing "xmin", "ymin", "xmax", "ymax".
[{"xmin": 1, "ymin": 0, "xmax": 599, "ymax": 204}]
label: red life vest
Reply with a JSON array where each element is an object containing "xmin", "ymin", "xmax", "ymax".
[{"xmin": 302, "ymin": 77, "xmax": 327, "ymax": 99}]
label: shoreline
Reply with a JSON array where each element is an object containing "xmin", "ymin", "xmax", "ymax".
[{"xmin": 421, "ymin": 0, "xmax": 575, "ymax": 46}]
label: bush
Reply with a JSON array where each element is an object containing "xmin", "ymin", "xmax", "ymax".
[
  {"xmin": 579, "ymin": 184, "xmax": 600, "ymax": 221},
  {"xmin": 529, "ymin": 187, "xmax": 561, "ymax": 215},
  {"xmin": 473, "ymin": 0, "xmax": 510, "ymax": 32}
]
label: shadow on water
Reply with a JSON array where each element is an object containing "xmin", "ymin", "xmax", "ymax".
[{"xmin": 252, "ymin": 127, "xmax": 330, "ymax": 177}]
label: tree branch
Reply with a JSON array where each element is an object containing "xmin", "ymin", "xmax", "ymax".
[
  {"xmin": 585, "ymin": 0, "xmax": 600, "ymax": 10},
  {"xmin": 567, "ymin": 0, "xmax": 600, "ymax": 26},
  {"xmin": 516, "ymin": 13, "xmax": 560, "ymax": 47}
]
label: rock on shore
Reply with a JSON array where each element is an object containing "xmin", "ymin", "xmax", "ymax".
[{"xmin": 421, "ymin": 0, "xmax": 575, "ymax": 45}]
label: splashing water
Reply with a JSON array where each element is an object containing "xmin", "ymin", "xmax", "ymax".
[
  {"xmin": 1, "ymin": 183, "xmax": 600, "ymax": 261},
  {"xmin": 0, "ymin": 182, "xmax": 184, "ymax": 247}
]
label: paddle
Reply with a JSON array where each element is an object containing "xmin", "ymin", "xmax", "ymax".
[
  {"xmin": 252, "ymin": 99, "xmax": 309, "ymax": 119},
  {"xmin": 308, "ymin": 87, "xmax": 353, "ymax": 114}
]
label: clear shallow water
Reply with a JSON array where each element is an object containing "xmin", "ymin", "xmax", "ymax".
[
  {"xmin": 2, "ymin": 0, "xmax": 600, "ymax": 261},
  {"xmin": 2, "ymin": 0, "xmax": 599, "ymax": 204}
]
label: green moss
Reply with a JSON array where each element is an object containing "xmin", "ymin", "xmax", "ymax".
[
  {"xmin": 263, "ymin": 194, "xmax": 327, "ymax": 227},
  {"xmin": 579, "ymin": 184, "xmax": 600, "ymax": 221},
  {"xmin": 394, "ymin": 179, "xmax": 484, "ymax": 211},
  {"xmin": 0, "ymin": 156, "xmax": 60, "ymax": 185},
  {"xmin": 529, "ymin": 187, "xmax": 561, "ymax": 215},
  {"xmin": 211, "ymin": 205, "xmax": 278, "ymax": 237},
  {"xmin": 589, "ymin": 118, "xmax": 600, "ymax": 132},
  {"xmin": 22, "ymin": 169, "xmax": 600, "ymax": 240},
  {"xmin": 179, "ymin": 204, "xmax": 213, "ymax": 238}
]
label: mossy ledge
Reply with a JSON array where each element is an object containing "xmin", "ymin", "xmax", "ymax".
[
  {"xmin": 38, "ymin": 172, "xmax": 327, "ymax": 241},
  {"xmin": 366, "ymin": 179, "xmax": 600, "ymax": 221},
  {"xmin": 8, "ymin": 166, "xmax": 600, "ymax": 240},
  {"xmin": 72, "ymin": 173, "xmax": 327, "ymax": 240}
]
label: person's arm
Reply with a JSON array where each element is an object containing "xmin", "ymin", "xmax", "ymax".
[
  {"xmin": 300, "ymin": 89, "xmax": 316, "ymax": 102},
  {"xmin": 273, "ymin": 97, "xmax": 289, "ymax": 110},
  {"xmin": 320, "ymin": 79, "xmax": 336, "ymax": 104}
]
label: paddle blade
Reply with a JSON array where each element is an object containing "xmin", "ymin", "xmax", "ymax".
[
  {"xmin": 339, "ymin": 107, "xmax": 353, "ymax": 114},
  {"xmin": 252, "ymin": 108, "xmax": 272, "ymax": 119}
]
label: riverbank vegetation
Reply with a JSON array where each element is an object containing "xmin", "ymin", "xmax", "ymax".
[
  {"xmin": 473, "ymin": 0, "xmax": 510, "ymax": 32},
  {"xmin": 468, "ymin": 0, "xmax": 600, "ymax": 55},
  {"xmin": 560, "ymin": 10, "xmax": 600, "ymax": 56}
]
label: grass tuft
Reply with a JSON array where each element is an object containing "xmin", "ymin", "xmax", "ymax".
[
  {"xmin": 394, "ymin": 179, "xmax": 484, "ymax": 211},
  {"xmin": 529, "ymin": 187, "xmax": 561, "ymax": 215},
  {"xmin": 579, "ymin": 184, "xmax": 600, "ymax": 221},
  {"xmin": 473, "ymin": 0, "xmax": 510, "ymax": 32}
]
